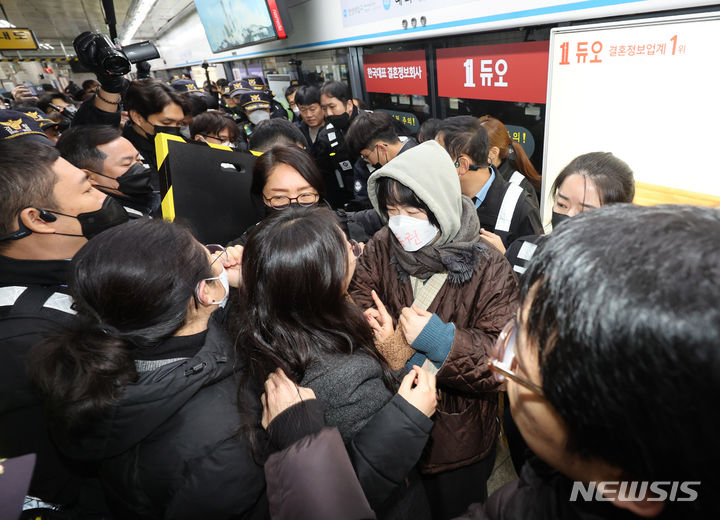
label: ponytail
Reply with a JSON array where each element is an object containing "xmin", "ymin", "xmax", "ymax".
[
  {"xmin": 29, "ymin": 323, "xmax": 137, "ymax": 433},
  {"xmin": 509, "ymin": 140, "xmax": 542, "ymax": 190},
  {"xmin": 478, "ymin": 114, "xmax": 542, "ymax": 190}
]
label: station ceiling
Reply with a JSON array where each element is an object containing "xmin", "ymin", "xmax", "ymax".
[{"xmin": 0, "ymin": 0, "xmax": 192, "ymax": 55}]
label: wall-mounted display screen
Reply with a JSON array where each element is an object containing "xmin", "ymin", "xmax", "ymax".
[{"xmin": 194, "ymin": 0, "xmax": 284, "ymax": 53}]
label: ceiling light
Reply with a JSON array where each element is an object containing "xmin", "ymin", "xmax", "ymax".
[
  {"xmin": 121, "ymin": 0, "xmax": 159, "ymax": 45},
  {"xmin": 0, "ymin": 19, "xmax": 16, "ymax": 28}
]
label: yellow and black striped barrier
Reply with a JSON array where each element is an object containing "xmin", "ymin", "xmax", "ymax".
[
  {"xmin": 155, "ymin": 132, "xmax": 233, "ymax": 221},
  {"xmin": 0, "ymin": 57, "xmax": 79, "ymax": 62}
]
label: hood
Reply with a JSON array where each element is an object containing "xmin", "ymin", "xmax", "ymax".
[
  {"xmin": 54, "ymin": 321, "xmax": 234, "ymax": 461},
  {"xmin": 367, "ymin": 139, "xmax": 463, "ymax": 247}
]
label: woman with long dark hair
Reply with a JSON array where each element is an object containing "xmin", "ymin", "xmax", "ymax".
[
  {"xmin": 237, "ymin": 205, "xmax": 435, "ymax": 518},
  {"xmin": 504, "ymin": 151, "xmax": 635, "ymax": 274},
  {"xmin": 29, "ymin": 219, "xmax": 263, "ymax": 520}
]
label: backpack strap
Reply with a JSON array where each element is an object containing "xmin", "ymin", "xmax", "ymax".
[{"xmin": 2, "ymin": 285, "xmax": 75, "ymax": 319}]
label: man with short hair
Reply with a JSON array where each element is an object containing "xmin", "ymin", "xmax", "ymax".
[
  {"xmin": 285, "ymin": 82, "xmax": 301, "ymax": 123},
  {"xmin": 292, "ymin": 85, "xmax": 325, "ymax": 148},
  {"xmin": 438, "ymin": 118, "xmax": 542, "ymax": 248},
  {"xmin": 459, "ymin": 203, "xmax": 720, "ymax": 519},
  {"xmin": 0, "ymin": 139, "xmax": 127, "ymax": 514},
  {"xmin": 345, "ymin": 111, "xmax": 418, "ymax": 203},
  {"xmin": 56, "ymin": 124, "xmax": 159, "ymax": 218},
  {"xmin": 248, "ymin": 118, "xmax": 308, "ymax": 154}
]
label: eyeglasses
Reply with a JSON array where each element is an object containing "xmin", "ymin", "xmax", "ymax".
[
  {"xmin": 361, "ymin": 144, "xmax": 380, "ymax": 164},
  {"xmin": 264, "ymin": 192, "xmax": 319, "ymax": 209},
  {"xmin": 205, "ymin": 244, "xmax": 228, "ymax": 267},
  {"xmin": 488, "ymin": 318, "xmax": 544, "ymax": 396},
  {"xmin": 199, "ymin": 134, "xmax": 223, "ymax": 143}
]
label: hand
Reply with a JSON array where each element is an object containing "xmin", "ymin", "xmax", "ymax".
[
  {"xmin": 364, "ymin": 290, "xmax": 393, "ymax": 342},
  {"xmin": 261, "ymin": 368, "xmax": 316, "ymax": 429},
  {"xmin": 399, "ymin": 305, "xmax": 433, "ymax": 345},
  {"xmin": 397, "ymin": 366, "xmax": 437, "ymax": 417},
  {"xmin": 11, "ymin": 85, "xmax": 38, "ymax": 103},
  {"xmin": 480, "ymin": 228, "xmax": 506, "ymax": 255},
  {"xmin": 73, "ymin": 31, "xmax": 128, "ymax": 93},
  {"xmin": 221, "ymin": 245, "xmax": 243, "ymax": 288}
]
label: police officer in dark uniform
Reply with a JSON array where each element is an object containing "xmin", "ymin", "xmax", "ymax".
[
  {"xmin": 313, "ymin": 81, "xmax": 363, "ymax": 208},
  {"xmin": 0, "ymin": 139, "xmax": 127, "ymax": 516},
  {"xmin": 233, "ymin": 89, "xmax": 274, "ymax": 146},
  {"xmin": 221, "ymin": 82, "xmax": 247, "ymax": 123},
  {"xmin": 240, "ymin": 75, "xmax": 289, "ymax": 120}
]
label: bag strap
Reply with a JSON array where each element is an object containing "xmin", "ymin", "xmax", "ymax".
[
  {"xmin": 7, "ymin": 286, "xmax": 55, "ymax": 317},
  {"xmin": 410, "ymin": 272, "xmax": 448, "ymax": 311}
]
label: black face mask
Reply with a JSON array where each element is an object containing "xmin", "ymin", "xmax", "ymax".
[
  {"xmin": 48, "ymin": 196, "xmax": 129, "ymax": 239},
  {"xmin": 551, "ymin": 211, "xmax": 571, "ymax": 229},
  {"xmin": 153, "ymin": 125, "xmax": 183, "ymax": 137},
  {"xmin": 326, "ymin": 112, "xmax": 350, "ymax": 131},
  {"xmin": 92, "ymin": 163, "xmax": 154, "ymax": 197}
]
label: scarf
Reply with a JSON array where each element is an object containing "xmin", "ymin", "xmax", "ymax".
[{"xmin": 390, "ymin": 196, "xmax": 488, "ymax": 284}]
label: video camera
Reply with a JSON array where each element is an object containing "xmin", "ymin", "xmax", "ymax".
[{"xmin": 74, "ymin": 32, "xmax": 160, "ymax": 76}]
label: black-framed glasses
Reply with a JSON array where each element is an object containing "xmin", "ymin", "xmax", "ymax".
[
  {"xmin": 263, "ymin": 192, "xmax": 319, "ymax": 209},
  {"xmin": 205, "ymin": 244, "xmax": 228, "ymax": 267},
  {"xmin": 488, "ymin": 318, "xmax": 544, "ymax": 396}
]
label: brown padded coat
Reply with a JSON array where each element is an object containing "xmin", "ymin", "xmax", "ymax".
[{"xmin": 349, "ymin": 226, "xmax": 520, "ymax": 474}]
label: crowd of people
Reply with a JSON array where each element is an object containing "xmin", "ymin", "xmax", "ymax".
[{"xmin": 0, "ymin": 32, "xmax": 718, "ymax": 520}]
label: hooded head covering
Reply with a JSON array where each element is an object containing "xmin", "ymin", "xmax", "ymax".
[
  {"xmin": 367, "ymin": 140, "xmax": 485, "ymax": 284},
  {"xmin": 368, "ymin": 140, "xmax": 464, "ymax": 245}
]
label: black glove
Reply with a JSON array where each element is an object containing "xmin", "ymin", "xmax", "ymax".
[
  {"xmin": 73, "ymin": 31, "xmax": 129, "ymax": 94},
  {"xmin": 136, "ymin": 60, "xmax": 152, "ymax": 79}
]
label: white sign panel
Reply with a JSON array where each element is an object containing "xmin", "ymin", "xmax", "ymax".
[{"xmin": 541, "ymin": 12, "xmax": 720, "ymax": 221}]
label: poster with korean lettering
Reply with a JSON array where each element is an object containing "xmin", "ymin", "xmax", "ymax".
[
  {"xmin": 542, "ymin": 12, "xmax": 720, "ymax": 224},
  {"xmin": 363, "ymin": 50, "xmax": 428, "ymax": 96},
  {"xmin": 435, "ymin": 41, "xmax": 549, "ymax": 103}
]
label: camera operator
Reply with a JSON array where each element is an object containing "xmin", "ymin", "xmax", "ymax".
[
  {"xmin": 70, "ymin": 32, "xmax": 131, "ymax": 127},
  {"xmin": 71, "ymin": 33, "xmax": 187, "ymax": 192}
]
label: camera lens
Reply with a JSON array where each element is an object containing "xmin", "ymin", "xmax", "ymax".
[{"xmin": 103, "ymin": 54, "xmax": 131, "ymax": 76}]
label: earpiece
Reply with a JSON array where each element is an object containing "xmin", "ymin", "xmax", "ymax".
[{"xmin": 36, "ymin": 209, "xmax": 57, "ymax": 222}]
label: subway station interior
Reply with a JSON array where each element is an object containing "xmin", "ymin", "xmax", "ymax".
[{"xmin": 1, "ymin": 1, "xmax": 719, "ymax": 519}]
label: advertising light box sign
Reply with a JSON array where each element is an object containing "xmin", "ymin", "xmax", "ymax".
[
  {"xmin": 0, "ymin": 28, "xmax": 38, "ymax": 50},
  {"xmin": 363, "ymin": 50, "xmax": 428, "ymax": 96},
  {"xmin": 436, "ymin": 41, "xmax": 550, "ymax": 103}
]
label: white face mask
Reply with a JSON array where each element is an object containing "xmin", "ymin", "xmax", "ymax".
[
  {"xmin": 292, "ymin": 107, "xmax": 300, "ymax": 117},
  {"xmin": 388, "ymin": 215, "xmax": 439, "ymax": 252},
  {"xmin": 204, "ymin": 266, "xmax": 230, "ymax": 308},
  {"xmin": 248, "ymin": 110, "xmax": 271, "ymax": 125},
  {"xmin": 221, "ymin": 140, "xmax": 235, "ymax": 149}
]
